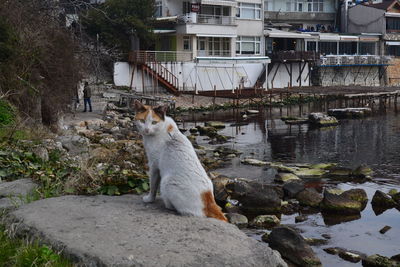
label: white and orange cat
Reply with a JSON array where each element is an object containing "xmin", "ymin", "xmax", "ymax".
[{"xmin": 134, "ymin": 100, "xmax": 227, "ymax": 222}]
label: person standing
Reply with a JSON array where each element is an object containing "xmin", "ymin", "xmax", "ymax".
[{"xmin": 83, "ymin": 82, "xmax": 92, "ymax": 112}]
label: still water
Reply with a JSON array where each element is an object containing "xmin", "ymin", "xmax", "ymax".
[{"xmin": 177, "ymin": 101, "xmax": 400, "ymax": 266}]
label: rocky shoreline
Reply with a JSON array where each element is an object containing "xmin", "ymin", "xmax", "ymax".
[{"xmin": 1, "ymin": 97, "xmax": 400, "ymax": 267}]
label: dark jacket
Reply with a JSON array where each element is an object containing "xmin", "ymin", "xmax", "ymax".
[{"xmin": 83, "ymin": 85, "xmax": 91, "ymax": 98}]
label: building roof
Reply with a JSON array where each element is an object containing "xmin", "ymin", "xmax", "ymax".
[
  {"xmin": 362, "ymin": 0, "xmax": 400, "ymax": 11},
  {"xmin": 264, "ymin": 28, "xmax": 315, "ymax": 39}
]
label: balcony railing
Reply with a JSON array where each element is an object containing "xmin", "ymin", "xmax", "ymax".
[
  {"xmin": 197, "ymin": 50, "xmax": 231, "ymax": 57},
  {"xmin": 319, "ymin": 55, "xmax": 391, "ymax": 66},
  {"xmin": 129, "ymin": 51, "xmax": 193, "ymax": 63},
  {"xmin": 178, "ymin": 14, "xmax": 236, "ymax": 25},
  {"xmin": 267, "ymin": 51, "xmax": 320, "ymax": 62}
]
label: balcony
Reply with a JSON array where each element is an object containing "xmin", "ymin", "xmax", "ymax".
[
  {"xmin": 178, "ymin": 14, "xmax": 236, "ymax": 26},
  {"xmin": 264, "ymin": 11, "xmax": 335, "ymax": 23},
  {"xmin": 197, "ymin": 50, "xmax": 231, "ymax": 57}
]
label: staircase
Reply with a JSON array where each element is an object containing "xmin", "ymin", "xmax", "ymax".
[{"xmin": 129, "ymin": 51, "xmax": 181, "ymax": 96}]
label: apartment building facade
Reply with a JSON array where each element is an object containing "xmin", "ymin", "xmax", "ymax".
[{"xmin": 154, "ymin": 0, "xmax": 264, "ymax": 58}]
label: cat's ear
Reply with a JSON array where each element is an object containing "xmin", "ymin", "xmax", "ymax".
[
  {"xmin": 153, "ymin": 105, "xmax": 168, "ymax": 120},
  {"xmin": 134, "ymin": 100, "xmax": 146, "ymax": 113}
]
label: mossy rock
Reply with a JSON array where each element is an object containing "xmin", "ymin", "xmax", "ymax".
[
  {"xmin": 294, "ymin": 168, "xmax": 327, "ymax": 178},
  {"xmin": 250, "ymin": 215, "xmax": 280, "ymax": 229},
  {"xmin": 204, "ymin": 121, "xmax": 225, "ymax": 129},
  {"xmin": 362, "ymin": 254, "xmax": 394, "ymax": 267},
  {"xmin": 310, "ymin": 163, "xmax": 337, "ymax": 170},
  {"xmin": 327, "ymin": 167, "xmax": 353, "ymax": 178},
  {"xmin": 352, "ymin": 165, "xmax": 373, "ymax": 178},
  {"xmin": 274, "ymin": 173, "xmax": 300, "ymax": 183}
]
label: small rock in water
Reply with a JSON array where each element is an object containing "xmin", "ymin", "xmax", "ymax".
[
  {"xmin": 305, "ymin": 238, "xmax": 328, "ymax": 246},
  {"xmin": 388, "ymin": 189, "xmax": 398, "ymax": 197},
  {"xmin": 308, "ymin": 112, "xmax": 339, "ymax": 127},
  {"xmin": 275, "ymin": 173, "xmax": 300, "ymax": 183},
  {"xmin": 321, "ymin": 189, "xmax": 367, "ymax": 214},
  {"xmin": 371, "ymin": 190, "xmax": 396, "ymax": 209},
  {"xmin": 339, "ymin": 251, "xmax": 362, "ymax": 263},
  {"xmin": 246, "ymin": 109, "xmax": 259, "ymax": 115},
  {"xmin": 204, "ymin": 121, "xmax": 225, "ymax": 129},
  {"xmin": 226, "ymin": 213, "xmax": 248, "ymax": 229},
  {"xmin": 324, "ymin": 247, "xmax": 339, "ymax": 255},
  {"xmin": 379, "ymin": 225, "xmax": 392, "ymax": 234},
  {"xmin": 321, "ymin": 234, "xmax": 331, "ymax": 239},
  {"xmin": 295, "ymin": 215, "xmax": 308, "ymax": 223},
  {"xmin": 241, "ymin": 158, "xmax": 269, "ymax": 166},
  {"xmin": 352, "ymin": 165, "xmax": 374, "ymax": 179},
  {"xmin": 250, "ymin": 215, "xmax": 280, "ymax": 229}
]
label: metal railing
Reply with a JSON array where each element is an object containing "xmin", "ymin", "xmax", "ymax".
[
  {"xmin": 319, "ymin": 55, "xmax": 391, "ymax": 66},
  {"xmin": 145, "ymin": 62, "xmax": 179, "ymax": 90},
  {"xmin": 178, "ymin": 14, "xmax": 236, "ymax": 25},
  {"xmin": 197, "ymin": 14, "xmax": 236, "ymax": 25},
  {"xmin": 129, "ymin": 51, "xmax": 193, "ymax": 63},
  {"xmin": 267, "ymin": 51, "xmax": 320, "ymax": 62}
]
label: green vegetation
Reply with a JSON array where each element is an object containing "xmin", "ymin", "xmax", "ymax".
[
  {"xmin": 0, "ymin": 225, "xmax": 72, "ymax": 267},
  {"xmin": 82, "ymin": 0, "xmax": 155, "ymax": 55}
]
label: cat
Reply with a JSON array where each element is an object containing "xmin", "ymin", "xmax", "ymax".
[{"xmin": 134, "ymin": 100, "xmax": 227, "ymax": 222}]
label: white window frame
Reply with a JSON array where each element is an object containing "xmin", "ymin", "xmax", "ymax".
[
  {"xmin": 264, "ymin": 0, "xmax": 272, "ymax": 11},
  {"xmin": 286, "ymin": 0, "xmax": 324, "ymax": 12},
  {"xmin": 154, "ymin": 1, "xmax": 162, "ymax": 17},
  {"xmin": 183, "ymin": 36, "xmax": 192, "ymax": 51},
  {"xmin": 236, "ymin": 3, "xmax": 261, "ymax": 20},
  {"xmin": 236, "ymin": 36, "xmax": 261, "ymax": 55}
]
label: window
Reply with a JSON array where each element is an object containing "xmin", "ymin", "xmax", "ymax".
[
  {"xmin": 319, "ymin": 42, "xmax": 337, "ymax": 55},
  {"xmin": 306, "ymin": 41, "xmax": 317, "ymax": 51},
  {"xmin": 154, "ymin": 1, "xmax": 162, "ymax": 17},
  {"xmin": 237, "ymin": 3, "xmax": 261, "ymax": 19},
  {"xmin": 182, "ymin": 1, "xmax": 191, "ymax": 14},
  {"xmin": 236, "ymin": 36, "xmax": 261, "ymax": 55},
  {"xmin": 386, "ymin": 17, "xmax": 400, "ymax": 32},
  {"xmin": 183, "ymin": 36, "xmax": 191, "ymax": 51},
  {"xmin": 264, "ymin": 0, "xmax": 272, "ymax": 11},
  {"xmin": 286, "ymin": 0, "xmax": 324, "ymax": 12},
  {"xmin": 387, "ymin": 45, "xmax": 400, "ymax": 56},
  {"xmin": 359, "ymin": 42, "xmax": 376, "ymax": 55},
  {"xmin": 339, "ymin": 42, "xmax": 357, "ymax": 55}
]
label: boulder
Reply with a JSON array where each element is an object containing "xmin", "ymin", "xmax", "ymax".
[
  {"xmin": 211, "ymin": 176, "xmax": 232, "ymax": 204},
  {"xmin": 250, "ymin": 215, "xmax": 280, "ymax": 229},
  {"xmin": 283, "ymin": 181, "xmax": 305, "ymax": 198},
  {"xmin": 5, "ymin": 195, "xmax": 288, "ymax": 267},
  {"xmin": 275, "ymin": 173, "xmax": 301, "ymax": 183},
  {"xmin": 371, "ymin": 190, "xmax": 396, "ymax": 209},
  {"xmin": 267, "ymin": 226, "xmax": 321, "ymax": 266},
  {"xmin": 226, "ymin": 179, "xmax": 283, "ymax": 215},
  {"xmin": 296, "ymin": 188, "xmax": 323, "ymax": 208},
  {"xmin": 32, "ymin": 146, "xmax": 49, "ymax": 162},
  {"xmin": 196, "ymin": 126, "xmax": 218, "ymax": 137},
  {"xmin": 321, "ymin": 189, "xmax": 366, "ymax": 214},
  {"xmin": 308, "ymin": 113, "xmax": 339, "ymax": 127},
  {"xmin": 57, "ymin": 135, "xmax": 90, "ymax": 156},
  {"xmin": 0, "ymin": 179, "xmax": 38, "ymax": 211}
]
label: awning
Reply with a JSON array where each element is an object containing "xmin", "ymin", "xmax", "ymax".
[
  {"xmin": 201, "ymin": 0, "xmax": 237, "ymax": 7},
  {"xmin": 386, "ymin": 41, "xmax": 400, "ymax": 46},
  {"xmin": 385, "ymin": 12, "xmax": 400, "ymax": 17},
  {"xmin": 318, "ymin": 33, "xmax": 340, "ymax": 41},
  {"xmin": 359, "ymin": 36, "xmax": 380, "ymax": 42},
  {"xmin": 156, "ymin": 16, "xmax": 178, "ymax": 22},
  {"xmin": 340, "ymin": 35, "xmax": 359, "ymax": 41},
  {"xmin": 197, "ymin": 34, "xmax": 237, "ymax": 38},
  {"xmin": 264, "ymin": 28, "xmax": 314, "ymax": 39},
  {"xmin": 153, "ymin": 29, "xmax": 176, "ymax": 34}
]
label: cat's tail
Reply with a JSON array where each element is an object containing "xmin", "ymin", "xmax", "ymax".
[{"xmin": 201, "ymin": 191, "xmax": 228, "ymax": 222}]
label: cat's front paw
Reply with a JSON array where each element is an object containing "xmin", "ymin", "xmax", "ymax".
[{"xmin": 142, "ymin": 194, "xmax": 155, "ymax": 203}]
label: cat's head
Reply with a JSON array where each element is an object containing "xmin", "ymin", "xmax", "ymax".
[{"xmin": 133, "ymin": 100, "xmax": 168, "ymax": 136}]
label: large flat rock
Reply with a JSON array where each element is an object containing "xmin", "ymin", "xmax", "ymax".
[{"xmin": 5, "ymin": 195, "xmax": 287, "ymax": 267}]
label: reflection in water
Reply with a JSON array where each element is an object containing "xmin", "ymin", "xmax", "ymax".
[{"xmin": 177, "ymin": 100, "xmax": 400, "ymax": 267}]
